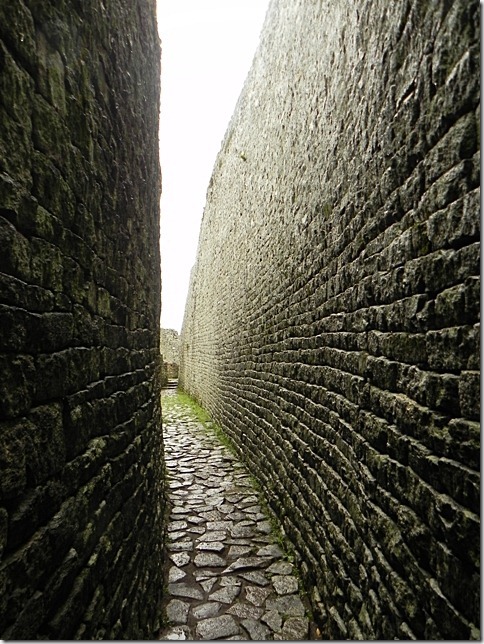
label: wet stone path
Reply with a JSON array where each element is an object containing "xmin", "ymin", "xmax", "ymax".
[{"xmin": 158, "ymin": 389, "xmax": 316, "ymax": 640}]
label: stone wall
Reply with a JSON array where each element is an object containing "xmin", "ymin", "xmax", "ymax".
[
  {"xmin": 180, "ymin": 0, "xmax": 480, "ymax": 639},
  {"xmin": 0, "ymin": 0, "xmax": 165, "ymax": 639},
  {"xmin": 161, "ymin": 328, "xmax": 180, "ymax": 365},
  {"xmin": 160, "ymin": 328, "xmax": 180, "ymax": 380}
]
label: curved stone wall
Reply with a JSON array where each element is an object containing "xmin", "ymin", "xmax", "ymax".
[
  {"xmin": 0, "ymin": 0, "xmax": 164, "ymax": 638},
  {"xmin": 160, "ymin": 328, "xmax": 180, "ymax": 381},
  {"xmin": 180, "ymin": 0, "xmax": 480, "ymax": 639}
]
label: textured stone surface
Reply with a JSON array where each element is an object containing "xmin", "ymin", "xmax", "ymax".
[
  {"xmin": 179, "ymin": 0, "xmax": 480, "ymax": 639},
  {"xmin": 168, "ymin": 583, "xmax": 204, "ymax": 601},
  {"xmin": 160, "ymin": 328, "xmax": 180, "ymax": 383},
  {"xmin": 192, "ymin": 602, "xmax": 222, "ymax": 620},
  {"xmin": 280, "ymin": 617, "xmax": 310, "ymax": 640},
  {"xmin": 0, "ymin": 0, "xmax": 164, "ymax": 639},
  {"xmin": 166, "ymin": 600, "xmax": 190, "ymax": 625},
  {"xmin": 195, "ymin": 615, "xmax": 239, "ymax": 640},
  {"xmin": 272, "ymin": 575, "xmax": 298, "ymax": 596},
  {"xmin": 158, "ymin": 390, "xmax": 315, "ymax": 640}
]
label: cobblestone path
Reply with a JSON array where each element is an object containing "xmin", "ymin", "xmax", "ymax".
[{"xmin": 158, "ymin": 389, "xmax": 317, "ymax": 640}]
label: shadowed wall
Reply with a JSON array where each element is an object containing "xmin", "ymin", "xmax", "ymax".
[{"xmin": 0, "ymin": 0, "xmax": 165, "ymax": 638}]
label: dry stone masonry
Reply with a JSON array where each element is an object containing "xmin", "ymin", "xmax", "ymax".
[
  {"xmin": 161, "ymin": 327, "xmax": 181, "ymax": 382},
  {"xmin": 0, "ymin": 0, "xmax": 164, "ymax": 638},
  {"xmin": 180, "ymin": 0, "xmax": 480, "ymax": 639}
]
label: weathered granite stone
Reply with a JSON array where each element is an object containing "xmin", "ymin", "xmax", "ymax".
[
  {"xmin": 261, "ymin": 610, "xmax": 283, "ymax": 633},
  {"xmin": 230, "ymin": 524, "xmax": 257, "ymax": 538},
  {"xmin": 196, "ymin": 541, "xmax": 225, "ymax": 552},
  {"xmin": 166, "ymin": 600, "xmax": 190, "ymax": 625},
  {"xmin": 169, "ymin": 521, "xmax": 188, "ymax": 532},
  {"xmin": 195, "ymin": 615, "xmax": 239, "ymax": 640},
  {"xmin": 245, "ymin": 585, "xmax": 272, "ymax": 607},
  {"xmin": 208, "ymin": 585, "xmax": 241, "ymax": 604},
  {"xmin": 239, "ymin": 571, "xmax": 271, "ymax": 586},
  {"xmin": 224, "ymin": 557, "xmax": 273, "ymax": 573},
  {"xmin": 193, "ymin": 570, "xmax": 220, "ymax": 581},
  {"xmin": 256, "ymin": 521, "xmax": 272, "ymax": 535},
  {"xmin": 272, "ymin": 575, "xmax": 299, "ymax": 595},
  {"xmin": 227, "ymin": 603, "xmax": 264, "ymax": 620},
  {"xmin": 168, "ymin": 541, "xmax": 192, "ymax": 552},
  {"xmin": 219, "ymin": 576, "xmax": 242, "ymax": 587},
  {"xmin": 206, "ymin": 520, "xmax": 232, "ymax": 531},
  {"xmin": 257, "ymin": 544, "xmax": 284, "ymax": 557},
  {"xmin": 198, "ymin": 531, "xmax": 226, "ymax": 542},
  {"xmin": 267, "ymin": 561, "xmax": 294, "ymax": 576},
  {"xmin": 280, "ymin": 617, "xmax": 309, "ymax": 640},
  {"xmin": 200, "ymin": 579, "xmax": 217, "ymax": 593},
  {"xmin": 168, "ymin": 567, "xmax": 186, "ymax": 583},
  {"xmin": 192, "ymin": 602, "xmax": 221, "ymax": 619},
  {"xmin": 228, "ymin": 545, "xmax": 253, "ymax": 558},
  {"xmin": 241, "ymin": 617, "xmax": 271, "ymax": 640},
  {"xmin": 193, "ymin": 553, "xmax": 226, "ymax": 568},
  {"xmin": 179, "ymin": 0, "xmax": 480, "ymax": 639},
  {"xmin": 167, "ymin": 583, "xmax": 204, "ymax": 601},
  {"xmin": 169, "ymin": 553, "xmax": 191, "ymax": 568},
  {"xmin": 266, "ymin": 596, "xmax": 306, "ymax": 618},
  {"xmin": 169, "ymin": 531, "xmax": 187, "ymax": 542}
]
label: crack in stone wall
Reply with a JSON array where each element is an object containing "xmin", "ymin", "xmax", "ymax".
[
  {"xmin": 0, "ymin": 0, "xmax": 164, "ymax": 638},
  {"xmin": 179, "ymin": 0, "xmax": 480, "ymax": 639}
]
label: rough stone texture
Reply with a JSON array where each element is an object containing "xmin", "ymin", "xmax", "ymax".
[
  {"xmin": 0, "ymin": 0, "xmax": 164, "ymax": 639},
  {"xmin": 158, "ymin": 390, "xmax": 315, "ymax": 640},
  {"xmin": 196, "ymin": 614, "xmax": 239, "ymax": 640},
  {"xmin": 160, "ymin": 329, "xmax": 180, "ymax": 385},
  {"xmin": 180, "ymin": 0, "xmax": 480, "ymax": 640}
]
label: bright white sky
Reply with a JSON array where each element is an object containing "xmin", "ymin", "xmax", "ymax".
[{"xmin": 157, "ymin": 1, "xmax": 270, "ymax": 332}]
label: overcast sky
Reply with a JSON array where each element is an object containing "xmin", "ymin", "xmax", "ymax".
[{"xmin": 157, "ymin": 1, "xmax": 270, "ymax": 332}]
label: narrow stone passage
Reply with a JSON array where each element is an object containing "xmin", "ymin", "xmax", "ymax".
[{"xmin": 158, "ymin": 389, "xmax": 317, "ymax": 641}]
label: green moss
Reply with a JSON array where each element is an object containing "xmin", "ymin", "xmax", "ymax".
[
  {"xmin": 161, "ymin": 390, "xmax": 313, "ymax": 618},
  {"xmin": 172, "ymin": 391, "xmax": 211, "ymax": 423},
  {"xmin": 163, "ymin": 391, "xmax": 295, "ymax": 555},
  {"xmin": 163, "ymin": 390, "xmax": 236, "ymax": 454}
]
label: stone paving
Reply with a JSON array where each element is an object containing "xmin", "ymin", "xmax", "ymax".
[{"xmin": 158, "ymin": 389, "xmax": 318, "ymax": 641}]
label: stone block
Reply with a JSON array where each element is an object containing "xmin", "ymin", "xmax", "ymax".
[{"xmin": 458, "ymin": 370, "xmax": 480, "ymax": 420}]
